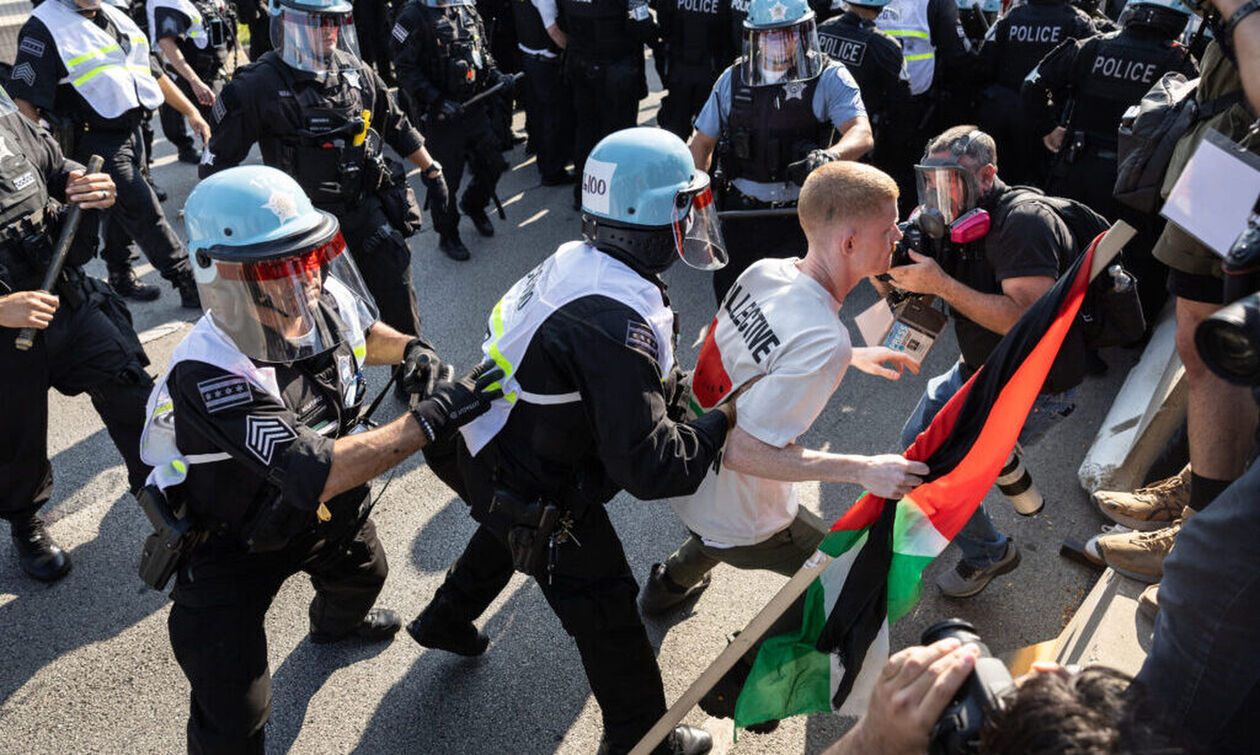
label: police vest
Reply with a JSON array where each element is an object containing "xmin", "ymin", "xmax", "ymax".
[
  {"xmin": 34, "ymin": 1, "xmax": 164, "ymax": 119},
  {"xmin": 140, "ymin": 279, "xmax": 369, "ymax": 491},
  {"xmin": 876, "ymin": 0, "xmax": 934, "ymax": 96},
  {"xmin": 665, "ymin": 0, "xmax": 730, "ymax": 69},
  {"xmin": 461, "ymin": 241, "xmax": 677, "ymax": 455},
  {"xmin": 148, "ymin": 0, "xmax": 231, "ymax": 78},
  {"xmin": 0, "ymin": 123, "xmax": 56, "ymax": 290},
  {"xmin": 413, "ymin": 4, "xmax": 488, "ymax": 101},
  {"xmin": 560, "ymin": 0, "xmax": 637, "ymax": 61},
  {"xmin": 261, "ymin": 54, "xmax": 375, "ymax": 207},
  {"xmin": 511, "ymin": 0, "xmax": 562, "ymax": 54},
  {"xmin": 991, "ymin": 1, "xmax": 1092, "ymax": 89},
  {"xmin": 817, "ymin": 12, "xmax": 905, "ymax": 116},
  {"xmin": 1070, "ymin": 30, "xmax": 1188, "ymax": 144},
  {"xmin": 726, "ymin": 62, "xmax": 833, "ymax": 185}
]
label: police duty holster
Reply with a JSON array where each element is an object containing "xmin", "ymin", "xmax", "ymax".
[
  {"xmin": 375, "ymin": 155, "xmax": 423, "ymax": 238},
  {"xmin": 137, "ymin": 485, "xmax": 206, "ymax": 590},
  {"xmin": 490, "ymin": 486, "xmax": 562, "ymax": 577}
]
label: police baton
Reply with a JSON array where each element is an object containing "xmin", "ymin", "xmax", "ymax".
[
  {"xmin": 15, "ymin": 154, "xmax": 105, "ymax": 352},
  {"xmin": 716, "ymin": 207, "xmax": 798, "ymax": 219},
  {"xmin": 458, "ymin": 72, "xmax": 524, "ymax": 112}
]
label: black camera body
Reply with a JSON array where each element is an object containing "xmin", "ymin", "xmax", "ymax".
[
  {"xmin": 922, "ymin": 619, "xmax": 1015, "ymax": 755},
  {"xmin": 1197, "ymin": 212, "xmax": 1260, "ymax": 386}
]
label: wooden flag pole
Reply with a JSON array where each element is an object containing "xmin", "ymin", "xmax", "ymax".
[{"xmin": 630, "ymin": 221, "xmax": 1135, "ymax": 755}]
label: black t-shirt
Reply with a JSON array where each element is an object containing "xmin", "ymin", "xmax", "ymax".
[
  {"xmin": 949, "ymin": 179, "xmax": 1085, "ymax": 393},
  {"xmin": 166, "ymin": 338, "xmax": 368, "ymax": 538},
  {"xmin": 10, "ymin": 13, "xmax": 165, "ymax": 129}
]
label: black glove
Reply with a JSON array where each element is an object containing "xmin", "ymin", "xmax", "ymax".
[
  {"xmin": 431, "ymin": 98, "xmax": 464, "ymax": 121},
  {"xmin": 420, "ymin": 166, "xmax": 449, "ymax": 213},
  {"xmin": 786, "ymin": 149, "xmax": 838, "ymax": 187},
  {"xmin": 410, "ymin": 360, "xmax": 505, "ymax": 443},
  {"xmin": 492, "ymin": 70, "xmax": 517, "ymax": 95},
  {"xmin": 401, "ymin": 338, "xmax": 451, "ymax": 398}
]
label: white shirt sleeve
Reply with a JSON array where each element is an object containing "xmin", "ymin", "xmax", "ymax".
[{"xmin": 532, "ymin": 0, "xmax": 560, "ymax": 29}]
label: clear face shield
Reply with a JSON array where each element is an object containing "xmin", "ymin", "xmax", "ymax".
[
  {"xmin": 670, "ymin": 173, "xmax": 729, "ymax": 271},
  {"xmin": 197, "ymin": 231, "xmax": 379, "ymax": 363},
  {"xmin": 271, "ymin": 7, "xmax": 360, "ymax": 73},
  {"xmin": 743, "ymin": 20, "xmax": 824, "ymax": 86},
  {"xmin": 59, "ymin": 0, "xmax": 103, "ymax": 11},
  {"xmin": 913, "ymin": 163, "xmax": 980, "ymax": 225}
]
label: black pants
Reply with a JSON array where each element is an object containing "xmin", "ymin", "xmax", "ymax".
[
  {"xmin": 520, "ymin": 52, "xmax": 575, "ymax": 180},
  {"xmin": 711, "ymin": 193, "xmax": 807, "ymax": 304},
  {"xmin": 422, "ymin": 440, "xmax": 668, "ymax": 754},
  {"xmin": 168, "ymin": 516, "xmax": 389, "ymax": 754},
  {"xmin": 0, "ymin": 274, "xmax": 152, "ymax": 521},
  {"xmin": 421, "ymin": 103, "xmax": 508, "ymax": 239},
  {"xmin": 160, "ymin": 73, "xmax": 221, "ymax": 154},
  {"xmin": 78, "ymin": 128, "xmax": 191, "ymax": 282},
  {"xmin": 330, "ymin": 194, "xmax": 422, "ymax": 336},
  {"xmin": 657, "ymin": 61, "xmax": 721, "ymax": 140},
  {"xmin": 567, "ymin": 54, "xmax": 644, "ymax": 199}
]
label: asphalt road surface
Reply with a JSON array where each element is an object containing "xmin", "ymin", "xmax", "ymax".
[{"xmin": 0, "ymin": 77, "xmax": 1136, "ymax": 754}]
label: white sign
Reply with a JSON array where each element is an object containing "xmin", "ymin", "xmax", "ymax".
[
  {"xmin": 581, "ymin": 158, "xmax": 616, "ymax": 215},
  {"xmin": 1162, "ymin": 129, "xmax": 1260, "ymax": 258}
]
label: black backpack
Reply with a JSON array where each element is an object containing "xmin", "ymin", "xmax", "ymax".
[
  {"xmin": 1114, "ymin": 72, "xmax": 1245, "ymax": 214},
  {"xmin": 997, "ymin": 188, "xmax": 1146, "ymax": 348}
]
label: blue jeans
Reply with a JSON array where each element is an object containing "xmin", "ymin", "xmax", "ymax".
[
  {"xmin": 1134, "ymin": 462, "xmax": 1260, "ymax": 752},
  {"xmin": 899, "ymin": 362, "xmax": 1078, "ymax": 568}
]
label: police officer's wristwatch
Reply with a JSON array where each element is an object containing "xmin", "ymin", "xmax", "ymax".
[{"xmin": 423, "ymin": 161, "xmax": 443, "ymax": 178}]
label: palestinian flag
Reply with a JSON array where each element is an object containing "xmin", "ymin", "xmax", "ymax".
[{"xmin": 733, "ymin": 233, "xmax": 1104, "ymax": 729}]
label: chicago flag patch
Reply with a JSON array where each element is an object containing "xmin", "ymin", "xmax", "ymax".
[{"xmin": 198, "ymin": 375, "xmax": 251, "ymax": 413}]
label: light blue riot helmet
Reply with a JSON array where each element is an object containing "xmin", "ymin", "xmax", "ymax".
[
  {"xmin": 743, "ymin": 0, "xmax": 825, "ymax": 85},
  {"xmin": 955, "ymin": 0, "xmax": 1001, "ymax": 13},
  {"xmin": 269, "ymin": 0, "xmax": 360, "ymax": 73},
  {"xmin": 580, "ymin": 127, "xmax": 728, "ymax": 275},
  {"xmin": 185, "ymin": 166, "xmax": 378, "ymax": 363},
  {"xmin": 1120, "ymin": 0, "xmax": 1192, "ymax": 34},
  {"xmin": 846, "ymin": 0, "xmax": 893, "ymax": 7}
]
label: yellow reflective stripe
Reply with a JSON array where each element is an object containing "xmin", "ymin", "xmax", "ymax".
[
  {"xmin": 485, "ymin": 298, "xmax": 517, "ymax": 403},
  {"xmin": 905, "ymin": 52, "xmax": 935, "ymax": 61},
  {"xmin": 171, "ymin": 459, "xmax": 187, "ymax": 474},
  {"xmin": 353, "ymin": 343, "xmax": 366, "ymax": 362},
  {"xmin": 886, "ymin": 29, "xmax": 930, "ymax": 38},
  {"xmin": 67, "ymin": 43, "xmax": 121, "ymax": 68},
  {"xmin": 73, "ymin": 64, "xmax": 124, "ymax": 87},
  {"xmin": 153, "ymin": 400, "xmax": 173, "ymax": 418}
]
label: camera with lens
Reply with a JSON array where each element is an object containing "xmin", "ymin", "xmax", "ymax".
[
  {"xmin": 1196, "ymin": 207, "xmax": 1260, "ymax": 386},
  {"xmin": 922, "ymin": 619, "xmax": 1015, "ymax": 755}
]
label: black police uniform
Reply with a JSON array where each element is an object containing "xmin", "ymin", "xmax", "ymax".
[
  {"xmin": 152, "ymin": 0, "xmax": 236, "ymax": 159},
  {"xmin": 10, "ymin": 11, "xmax": 197, "ymax": 300},
  {"xmin": 354, "ymin": 0, "xmax": 399, "ymax": 85},
  {"xmin": 0, "ymin": 108, "xmax": 152, "ymax": 535},
  {"xmin": 229, "ymin": 0, "xmax": 272, "ymax": 60},
  {"xmin": 817, "ymin": 10, "xmax": 910, "ymax": 148},
  {"xmin": 203, "ymin": 50, "xmax": 427, "ymax": 336},
  {"xmin": 559, "ymin": 0, "xmax": 655, "ymax": 205},
  {"xmin": 654, "ymin": 0, "xmax": 734, "ymax": 139},
  {"xmin": 976, "ymin": 0, "xmax": 1097, "ymax": 184},
  {"xmin": 1022, "ymin": 20, "xmax": 1195, "ymax": 314},
  {"xmin": 418, "ymin": 263, "xmax": 729, "ymax": 753},
  {"xmin": 162, "ymin": 337, "xmax": 388, "ymax": 753},
  {"xmin": 510, "ymin": 0, "xmax": 576, "ymax": 182},
  {"xmin": 391, "ymin": 0, "xmax": 510, "ymax": 246}
]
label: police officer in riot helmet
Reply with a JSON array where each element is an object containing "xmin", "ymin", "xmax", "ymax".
[
  {"xmin": 391, "ymin": 0, "xmax": 516, "ymax": 261},
  {"xmin": 0, "ymin": 84, "xmax": 148, "ymax": 582},
  {"xmin": 1022, "ymin": 0, "xmax": 1195, "ymax": 315},
  {"xmin": 411, "ymin": 128, "xmax": 733, "ymax": 755},
  {"xmin": 151, "ymin": 166, "xmax": 500, "ymax": 752},
  {"xmin": 956, "ymin": 0, "xmax": 1001, "ymax": 51},
  {"xmin": 654, "ymin": 0, "xmax": 736, "ymax": 139},
  {"xmin": 816, "ymin": 0, "xmax": 911, "ymax": 153},
  {"xmin": 11, "ymin": 0, "xmax": 209, "ymax": 309},
  {"xmin": 975, "ymin": 0, "xmax": 1098, "ymax": 184},
  {"xmin": 150, "ymin": 0, "xmax": 238, "ymax": 163},
  {"xmin": 690, "ymin": 0, "xmax": 873, "ymax": 303},
  {"xmin": 202, "ymin": 0, "xmax": 448, "ymax": 340}
]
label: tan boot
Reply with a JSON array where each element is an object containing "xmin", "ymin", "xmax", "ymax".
[
  {"xmin": 1095, "ymin": 520, "xmax": 1181, "ymax": 583},
  {"xmin": 1138, "ymin": 583, "xmax": 1159, "ymax": 623},
  {"xmin": 1094, "ymin": 465, "xmax": 1190, "ymax": 531}
]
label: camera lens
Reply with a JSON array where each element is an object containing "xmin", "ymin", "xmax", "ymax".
[
  {"xmin": 921, "ymin": 618, "xmax": 984, "ymax": 649},
  {"xmin": 1196, "ymin": 292, "xmax": 1260, "ymax": 386}
]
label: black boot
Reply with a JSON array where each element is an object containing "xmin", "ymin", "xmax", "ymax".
[
  {"xmin": 310, "ymin": 607, "xmax": 402, "ymax": 644},
  {"xmin": 173, "ymin": 272, "xmax": 201, "ymax": 310},
  {"xmin": 109, "ymin": 267, "xmax": 161, "ymax": 302},
  {"xmin": 10, "ymin": 514, "xmax": 71, "ymax": 582},
  {"xmin": 438, "ymin": 233, "xmax": 471, "ymax": 261},
  {"xmin": 459, "ymin": 197, "xmax": 495, "ymax": 237},
  {"xmin": 595, "ymin": 725, "xmax": 713, "ymax": 755},
  {"xmin": 638, "ymin": 563, "xmax": 711, "ymax": 616},
  {"xmin": 407, "ymin": 599, "xmax": 489, "ymax": 656},
  {"xmin": 177, "ymin": 145, "xmax": 201, "ymax": 164}
]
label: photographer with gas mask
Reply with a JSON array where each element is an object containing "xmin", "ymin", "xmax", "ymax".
[{"xmin": 884, "ymin": 126, "xmax": 1096, "ymax": 599}]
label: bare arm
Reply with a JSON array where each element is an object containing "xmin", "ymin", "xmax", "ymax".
[
  {"xmin": 690, "ymin": 130, "xmax": 717, "ymax": 170},
  {"xmin": 320, "ymin": 411, "xmax": 428, "ymax": 501},
  {"xmin": 157, "ymin": 37, "xmax": 214, "ymax": 106},
  {"xmin": 888, "ymin": 250, "xmax": 1053, "ymax": 335},
  {"xmin": 546, "ymin": 23, "xmax": 568, "ymax": 48},
  {"xmin": 363, "ymin": 321, "xmax": 413, "ymax": 366},
  {"xmin": 826, "ymin": 115, "xmax": 874, "ymax": 161},
  {"xmin": 1215, "ymin": 0, "xmax": 1260, "ymax": 112},
  {"xmin": 722, "ymin": 426, "xmax": 927, "ymax": 499},
  {"xmin": 157, "ymin": 75, "xmax": 211, "ymax": 142},
  {"xmin": 405, "ymin": 145, "xmax": 440, "ymax": 173}
]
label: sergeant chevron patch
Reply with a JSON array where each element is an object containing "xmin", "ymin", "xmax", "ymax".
[{"xmin": 245, "ymin": 415, "xmax": 296, "ymax": 465}]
